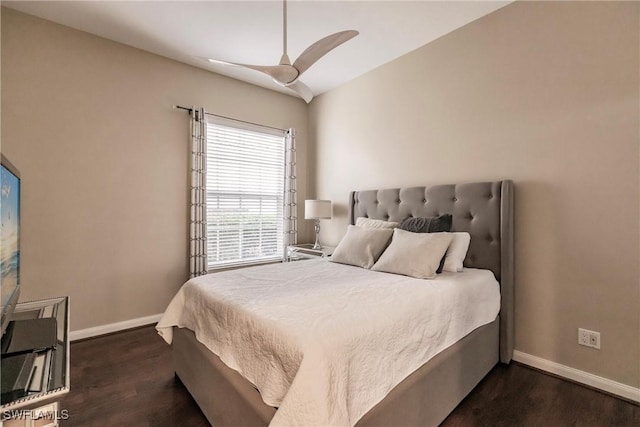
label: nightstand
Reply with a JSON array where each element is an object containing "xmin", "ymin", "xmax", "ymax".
[{"xmin": 287, "ymin": 244, "xmax": 335, "ymax": 261}]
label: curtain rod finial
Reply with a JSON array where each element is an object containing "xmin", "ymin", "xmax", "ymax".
[{"xmin": 174, "ymin": 105, "xmax": 194, "ymax": 113}]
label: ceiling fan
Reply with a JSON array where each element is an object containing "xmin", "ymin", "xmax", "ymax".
[{"xmin": 208, "ymin": 0, "xmax": 358, "ymax": 103}]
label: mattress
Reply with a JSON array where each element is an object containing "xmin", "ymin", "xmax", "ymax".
[{"xmin": 156, "ymin": 259, "xmax": 500, "ymax": 427}]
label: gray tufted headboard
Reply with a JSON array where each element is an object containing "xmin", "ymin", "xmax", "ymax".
[{"xmin": 348, "ymin": 181, "xmax": 514, "ymax": 363}]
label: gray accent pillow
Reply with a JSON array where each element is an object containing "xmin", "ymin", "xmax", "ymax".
[
  {"xmin": 399, "ymin": 214, "xmax": 452, "ymax": 233},
  {"xmin": 372, "ymin": 229, "xmax": 454, "ymax": 279},
  {"xmin": 330, "ymin": 225, "xmax": 394, "ymax": 269}
]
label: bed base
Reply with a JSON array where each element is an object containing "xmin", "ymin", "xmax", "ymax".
[{"xmin": 173, "ymin": 317, "xmax": 499, "ymax": 427}]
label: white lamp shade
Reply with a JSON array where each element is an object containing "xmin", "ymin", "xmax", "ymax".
[{"xmin": 305, "ymin": 200, "xmax": 332, "ymax": 219}]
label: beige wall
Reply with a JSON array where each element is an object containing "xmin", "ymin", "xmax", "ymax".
[
  {"xmin": 309, "ymin": 1, "xmax": 639, "ymax": 387},
  {"xmin": 1, "ymin": 8, "xmax": 310, "ymax": 331}
]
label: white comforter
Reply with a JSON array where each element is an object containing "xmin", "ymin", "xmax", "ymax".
[{"xmin": 156, "ymin": 260, "xmax": 500, "ymax": 427}]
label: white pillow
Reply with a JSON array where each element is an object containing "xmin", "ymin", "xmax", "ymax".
[
  {"xmin": 355, "ymin": 217, "xmax": 399, "ymax": 229},
  {"xmin": 443, "ymin": 232, "xmax": 471, "ymax": 272},
  {"xmin": 372, "ymin": 229, "xmax": 453, "ymax": 279},
  {"xmin": 330, "ymin": 225, "xmax": 394, "ymax": 269}
]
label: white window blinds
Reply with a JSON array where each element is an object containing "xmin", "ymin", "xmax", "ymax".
[{"xmin": 205, "ymin": 118, "xmax": 285, "ymax": 269}]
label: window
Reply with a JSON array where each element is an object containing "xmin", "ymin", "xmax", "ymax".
[{"xmin": 205, "ymin": 118, "xmax": 286, "ymax": 269}]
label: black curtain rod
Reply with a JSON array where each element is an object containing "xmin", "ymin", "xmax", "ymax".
[{"xmin": 173, "ymin": 105, "xmax": 285, "ymax": 132}]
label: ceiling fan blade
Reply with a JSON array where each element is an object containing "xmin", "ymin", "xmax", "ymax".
[
  {"xmin": 208, "ymin": 59, "xmax": 299, "ymax": 84},
  {"xmin": 293, "ymin": 30, "xmax": 359, "ymax": 76},
  {"xmin": 286, "ymin": 80, "xmax": 314, "ymax": 103}
]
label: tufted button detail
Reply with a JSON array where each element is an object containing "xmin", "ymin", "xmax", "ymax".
[
  {"xmin": 453, "ymin": 197, "xmax": 457, "ymax": 202},
  {"xmin": 422, "ymin": 199, "xmax": 427, "ymax": 203},
  {"xmin": 488, "ymin": 194, "xmax": 493, "ymax": 199}
]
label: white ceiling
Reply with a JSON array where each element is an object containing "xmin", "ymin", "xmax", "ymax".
[{"xmin": 4, "ymin": 1, "xmax": 511, "ymax": 101}]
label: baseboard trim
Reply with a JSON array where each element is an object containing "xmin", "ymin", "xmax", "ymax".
[
  {"xmin": 70, "ymin": 313, "xmax": 163, "ymax": 341},
  {"xmin": 513, "ymin": 350, "xmax": 640, "ymax": 403}
]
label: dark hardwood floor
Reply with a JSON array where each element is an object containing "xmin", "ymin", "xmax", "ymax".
[{"xmin": 60, "ymin": 325, "xmax": 639, "ymax": 427}]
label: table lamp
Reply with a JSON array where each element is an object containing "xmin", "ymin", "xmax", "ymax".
[{"xmin": 305, "ymin": 200, "xmax": 332, "ymax": 250}]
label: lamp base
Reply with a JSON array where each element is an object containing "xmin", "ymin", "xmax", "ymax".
[{"xmin": 312, "ymin": 219, "xmax": 322, "ymax": 250}]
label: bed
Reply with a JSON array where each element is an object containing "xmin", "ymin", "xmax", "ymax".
[{"xmin": 157, "ymin": 180, "xmax": 514, "ymax": 427}]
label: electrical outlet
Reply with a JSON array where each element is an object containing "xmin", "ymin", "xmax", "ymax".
[
  {"xmin": 578, "ymin": 328, "xmax": 600, "ymax": 350},
  {"xmin": 578, "ymin": 328, "xmax": 590, "ymax": 346}
]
